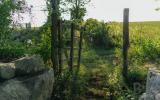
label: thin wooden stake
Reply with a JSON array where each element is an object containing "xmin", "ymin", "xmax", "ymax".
[
  {"xmin": 58, "ymin": 19, "xmax": 62, "ymax": 75},
  {"xmin": 70, "ymin": 23, "xmax": 75, "ymax": 72}
]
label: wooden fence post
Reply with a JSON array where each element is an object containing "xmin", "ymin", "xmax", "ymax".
[
  {"xmin": 123, "ymin": 8, "xmax": 129, "ymax": 80},
  {"xmin": 77, "ymin": 27, "xmax": 83, "ymax": 69},
  {"xmin": 58, "ymin": 19, "xmax": 62, "ymax": 75},
  {"xmin": 70, "ymin": 23, "xmax": 75, "ymax": 72}
]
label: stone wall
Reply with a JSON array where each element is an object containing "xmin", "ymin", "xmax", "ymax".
[
  {"xmin": 139, "ymin": 68, "xmax": 160, "ymax": 100},
  {"xmin": 0, "ymin": 55, "xmax": 54, "ymax": 100}
]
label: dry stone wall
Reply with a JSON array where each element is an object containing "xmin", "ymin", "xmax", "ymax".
[{"xmin": 0, "ymin": 55, "xmax": 54, "ymax": 100}]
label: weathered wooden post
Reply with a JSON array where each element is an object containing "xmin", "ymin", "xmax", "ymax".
[
  {"xmin": 77, "ymin": 27, "xmax": 83, "ymax": 69},
  {"xmin": 58, "ymin": 19, "xmax": 62, "ymax": 75},
  {"xmin": 123, "ymin": 8, "xmax": 129, "ymax": 80},
  {"xmin": 70, "ymin": 23, "xmax": 75, "ymax": 72}
]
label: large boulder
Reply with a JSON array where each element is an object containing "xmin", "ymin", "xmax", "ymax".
[
  {"xmin": 0, "ymin": 63, "xmax": 15, "ymax": 79},
  {"xmin": 139, "ymin": 68, "xmax": 160, "ymax": 100},
  {"xmin": 0, "ymin": 55, "xmax": 47, "ymax": 80},
  {"xmin": 0, "ymin": 69, "xmax": 54, "ymax": 100},
  {"xmin": 0, "ymin": 79, "xmax": 30, "ymax": 100},
  {"xmin": 0, "ymin": 55, "xmax": 54, "ymax": 100},
  {"xmin": 14, "ymin": 55, "xmax": 46, "ymax": 75}
]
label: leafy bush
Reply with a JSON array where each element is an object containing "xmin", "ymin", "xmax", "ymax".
[
  {"xmin": 0, "ymin": 42, "xmax": 25, "ymax": 62},
  {"xmin": 108, "ymin": 22, "xmax": 122, "ymax": 47},
  {"xmin": 84, "ymin": 18, "xmax": 113, "ymax": 48},
  {"xmin": 128, "ymin": 65, "xmax": 147, "ymax": 85},
  {"xmin": 105, "ymin": 66, "xmax": 138, "ymax": 100},
  {"xmin": 128, "ymin": 45, "xmax": 144, "ymax": 65},
  {"xmin": 32, "ymin": 23, "xmax": 51, "ymax": 63}
]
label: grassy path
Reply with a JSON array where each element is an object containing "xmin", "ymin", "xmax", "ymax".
[{"xmin": 80, "ymin": 49, "xmax": 118, "ymax": 100}]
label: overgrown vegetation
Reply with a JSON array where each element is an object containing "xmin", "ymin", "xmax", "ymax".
[
  {"xmin": 1, "ymin": 0, "xmax": 160, "ymax": 99},
  {"xmin": 0, "ymin": 0, "xmax": 30, "ymax": 62}
]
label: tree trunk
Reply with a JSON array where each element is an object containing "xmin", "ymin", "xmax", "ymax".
[{"xmin": 51, "ymin": 0, "xmax": 60, "ymax": 76}]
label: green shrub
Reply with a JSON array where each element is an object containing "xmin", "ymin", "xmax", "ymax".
[
  {"xmin": 128, "ymin": 65, "xmax": 147, "ymax": 88},
  {"xmin": 105, "ymin": 66, "xmax": 138, "ymax": 100},
  {"xmin": 115, "ymin": 37, "xmax": 160, "ymax": 65},
  {"xmin": 111, "ymin": 22, "xmax": 160, "ymax": 65},
  {"xmin": 0, "ymin": 42, "xmax": 25, "ymax": 62},
  {"xmin": 128, "ymin": 45, "xmax": 144, "ymax": 65},
  {"xmin": 84, "ymin": 18, "xmax": 113, "ymax": 48},
  {"xmin": 33, "ymin": 23, "xmax": 51, "ymax": 63},
  {"xmin": 34, "ymin": 44, "xmax": 51, "ymax": 63}
]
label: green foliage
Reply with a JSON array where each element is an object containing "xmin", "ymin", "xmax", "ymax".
[
  {"xmin": 128, "ymin": 45, "xmax": 144, "ymax": 65},
  {"xmin": 0, "ymin": 41, "xmax": 25, "ymax": 62},
  {"xmin": 129, "ymin": 22, "xmax": 160, "ymax": 63},
  {"xmin": 52, "ymin": 65, "xmax": 87, "ymax": 99},
  {"xmin": 2, "ymin": 1, "xmax": 153, "ymax": 99},
  {"xmin": 22, "ymin": 20, "xmax": 160, "ymax": 99},
  {"xmin": 128, "ymin": 67, "xmax": 147, "ymax": 86},
  {"xmin": 34, "ymin": 23, "xmax": 51, "ymax": 63},
  {"xmin": 111, "ymin": 21, "xmax": 160, "ymax": 65},
  {"xmin": 70, "ymin": 7, "xmax": 86, "ymax": 20},
  {"xmin": 108, "ymin": 22, "xmax": 123, "ymax": 47},
  {"xmin": 66, "ymin": 0, "xmax": 90, "ymax": 20},
  {"xmin": 0, "ymin": 0, "xmax": 15, "ymax": 42},
  {"xmin": 0, "ymin": 0, "xmax": 27, "ymax": 43},
  {"xmin": 84, "ymin": 18, "xmax": 113, "ymax": 48}
]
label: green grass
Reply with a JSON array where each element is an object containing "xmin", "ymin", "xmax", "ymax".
[
  {"xmin": 79, "ymin": 21, "xmax": 160, "ymax": 99},
  {"xmin": 28, "ymin": 21, "xmax": 160, "ymax": 99}
]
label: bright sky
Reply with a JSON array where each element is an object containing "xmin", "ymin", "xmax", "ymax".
[
  {"xmin": 22, "ymin": 0, "xmax": 47, "ymax": 27},
  {"xmin": 24, "ymin": 0, "xmax": 160, "ymax": 27},
  {"xmin": 85, "ymin": 0, "xmax": 160, "ymax": 22}
]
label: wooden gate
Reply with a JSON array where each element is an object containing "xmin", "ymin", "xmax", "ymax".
[{"xmin": 55, "ymin": 20, "xmax": 84, "ymax": 75}]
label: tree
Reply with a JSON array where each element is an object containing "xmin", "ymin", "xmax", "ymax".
[
  {"xmin": 51, "ymin": 0, "xmax": 60, "ymax": 75},
  {"xmin": 44, "ymin": 0, "xmax": 90, "ymax": 74},
  {"xmin": 0, "ymin": 0, "xmax": 15, "ymax": 44},
  {"xmin": 66, "ymin": 0, "xmax": 90, "ymax": 21},
  {"xmin": 0, "ymin": 0, "xmax": 30, "ymax": 45}
]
